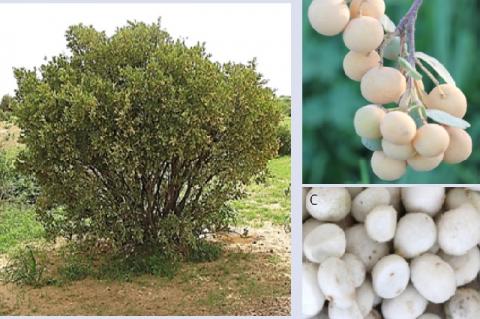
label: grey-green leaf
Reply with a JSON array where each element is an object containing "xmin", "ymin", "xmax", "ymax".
[
  {"xmin": 415, "ymin": 52, "xmax": 456, "ymax": 86},
  {"xmin": 409, "ymin": 106, "xmax": 426, "ymax": 128},
  {"xmin": 361, "ymin": 137, "xmax": 382, "ymax": 152},
  {"xmin": 426, "ymin": 109, "xmax": 471, "ymax": 129},
  {"xmin": 380, "ymin": 15, "xmax": 396, "ymax": 33},
  {"xmin": 398, "ymin": 57, "xmax": 422, "ymax": 80}
]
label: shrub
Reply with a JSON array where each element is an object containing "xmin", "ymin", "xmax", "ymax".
[
  {"xmin": 277, "ymin": 117, "xmax": 291, "ymax": 156},
  {"xmin": 13, "ymin": 22, "xmax": 280, "ymax": 253},
  {"xmin": 0, "ymin": 150, "xmax": 39, "ymax": 203}
]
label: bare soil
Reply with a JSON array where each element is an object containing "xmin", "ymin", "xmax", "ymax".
[{"xmin": 0, "ymin": 224, "xmax": 290, "ymax": 316}]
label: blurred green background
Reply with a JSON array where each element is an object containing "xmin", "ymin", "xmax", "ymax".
[{"xmin": 303, "ymin": 0, "xmax": 480, "ymax": 184}]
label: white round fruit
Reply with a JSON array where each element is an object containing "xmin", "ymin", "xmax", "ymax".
[
  {"xmin": 343, "ymin": 16, "xmax": 384, "ymax": 54},
  {"xmin": 345, "ymin": 224, "xmax": 389, "ymax": 270},
  {"xmin": 351, "ymin": 187, "xmax": 390, "ymax": 222},
  {"xmin": 372, "ymin": 254, "xmax": 410, "ymax": 299},
  {"xmin": 365, "ymin": 205, "xmax": 397, "ymax": 242},
  {"xmin": 318, "ymin": 257, "xmax": 356, "ymax": 308},
  {"xmin": 410, "ymin": 253, "xmax": 457, "ymax": 303},
  {"xmin": 444, "ymin": 288, "xmax": 480, "ymax": 319},
  {"xmin": 353, "ymin": 104, "xmax": 385, "ymax": 139},
  {"xmin": 308, "ymin": 0, "xmax": 351, "ymax": 36},
  {"xmin": 304, "ymin": 223, "xmax": 346, "ymax": 264},
  {"xmin": 381, "ymin": 285, "xmax": 428, "ymax": 319},
  {"xmin": 401, "ymin": 187, "xmax": 445, "ymax": 216},
  {"xmin": 439, "ymin": 246, "xmax": 480, "ymax": 287},
  {"xmin": 306, "ymin": 188, "xmax": 351, "ymax": 222},
  {"xmin": 303, "ymin": 262, "xmax": 326, "ymax": 317},
  {"xmin": 371, "ymin": 151, "xmax": 407, "ymax": 181},
  {"xmin": 438, "ymin": 204, "xmax": 480, "ymax": 256},
  {"xmin": 394, "ymin": 213, "xmax": 437, "ymax": 258}
]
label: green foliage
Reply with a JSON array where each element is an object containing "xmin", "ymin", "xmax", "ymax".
[
  {"xmin": 0, "ymin": 204, "xmax": 44, "ymax": 254},
  {"xmin": 0, "ymin": 245, "xmax": 46, "ymax": 287},
  {"xmin": 57, "ymin": 248, "xmax": 93, "ymax": 282},
  {"xmin": 0, "ymin": 150, "xmax": 39, "ymax": 204},
  {"xmin": 187, "ymin": 241, "xmax": 222, "ymax": 262},
  {"xmin": 277, "ymin": 95, "xmax": 291, "ymax": 117},
  {"xmin": 277, "ymin": 117, "xmax": 291, "ymax": 156},
  {"xmin": 303, "ymin": 0, "xmax": 480, "ymax": 183},
  {"xmin": 13, "ymin": 22, "xmax": 280, "ymax": 251},
  {"xmin": 0, "ymin": 95, "xmax": 13, "ymax": 121}
]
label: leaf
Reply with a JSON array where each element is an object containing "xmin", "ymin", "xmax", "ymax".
[
  {"xmin": 408, "ymin": 105, "xmax": 426, "ymax": 128},
  {"xmin": 361, "ymin": 137, "xmax": 382, "ymax": 152},
  {"xmin": 415, "ymin": 52, "xmax": 456, "ymax": 86},
  {"xmin": 380, "ymin": 15, "xmax": 396, "ymax": 33},
  {"xmin": 425, "ymin": 109, "xmax": 471, "ymax": 129},
  {"xmin": 398, "ymin": 57, "xmax": 422, "ymax": 80}
]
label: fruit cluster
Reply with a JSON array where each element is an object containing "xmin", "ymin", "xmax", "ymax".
[
  {"xmin": 303, "ymin": 187, "xmax": 480, "ymax": 319},
  {"xmin": 308, "ymin": 0, "xmax": 472, "ymax": 181}
]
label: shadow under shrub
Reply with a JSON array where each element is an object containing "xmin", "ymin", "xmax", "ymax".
[{"xmin": 12, "ymin": 21, "xmax": 281, "ymax": 256}]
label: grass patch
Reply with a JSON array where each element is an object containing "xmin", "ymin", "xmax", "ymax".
[
  {"xmin": 0, "ymin": 245, "xmax": 47, "ymax": 287},
  {"xmin": 187, "ymin": 241, "xmax": 223, "ymax": 263},
  {"xmin": 232, "ymin": 156, "xmax": 290, "ymax": 226},
  {"xmin": 0, "ymin": 204, "xmax": 44, "ymax": 254}
]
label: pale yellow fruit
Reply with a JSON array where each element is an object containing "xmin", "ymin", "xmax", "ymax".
[
  {"xmin": 308, "ymin": 0, "xmax": 351, "ymax": 36},
  {"xmin": 381, "ymin": 139, "xmax": 416, "ymax": 160},
  {"xmin": 380, "ymin": 111, "xmax": 416, "ymax": 145},
  {"xmin": 408, "ymin": 153, "xmax": 444, "ymax": 172},
  {"xmin": 371, "ymin": 151, "xmax": 406, "ymax": 181},
  {"xmin": 361, "ymin": 67, "xmax": 407, "ymax": 104},
  {"xmin": 354, "ymin": 104, "xmax": 385, "ymax": 139},
  {"xmin": 443, "ymin": 127, "xmax": 472, "ymax": 164},
  {"xmin": 426, "ymin": 84, "xmax": 468, "ymax": 118},
  {"xmin": 413, "ymin": 124, "xmax": 450, "ymax": 157},
  {"xmin": 343, "ymin": 16, "xmax": 384, "ymax": 54},
  {"xmin": 350, "ymin": 0, "xmax": 385, "ymax": 19},
  {"xmin": 343, "ymin": 51, "xmax": 381, "ymax": 81}
]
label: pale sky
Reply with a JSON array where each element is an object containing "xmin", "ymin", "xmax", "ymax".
[{"xmin": 0, "ymin": 3, "xmax": 291, "ymax": 97}]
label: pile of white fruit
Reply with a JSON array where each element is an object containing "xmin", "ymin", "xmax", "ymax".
[{"xmin": 302, "ymin": 187, "xmax": 480, "ymax": 319}]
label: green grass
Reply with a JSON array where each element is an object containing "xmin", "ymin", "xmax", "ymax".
[
  {"xmin": 0, "ymin": 204, "xmax": 44, "ymax": 254},
  {"xmin": 231, "ymin": 155, "xmax": 290, "ymax": 226}
]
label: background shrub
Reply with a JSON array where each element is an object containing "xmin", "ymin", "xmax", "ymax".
[
  {"xmin": 13, "ymin": 21, "xmax": 281, "ymax": 254},
  {"xmin": 0, "ymin": 150, "xmax": 39, "ymax": 203},
  {"xmin": 277, "ymin": 117, "xmax": 291, "ymax": 157}
]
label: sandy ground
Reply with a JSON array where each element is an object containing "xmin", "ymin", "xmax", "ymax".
[
  {"xmin": 0, "ymin": 224, "xmax": 291, "ymax": 316},
  {"xmin": 215, "ymin": 222, "xmax": 291, "ymax": 265}
]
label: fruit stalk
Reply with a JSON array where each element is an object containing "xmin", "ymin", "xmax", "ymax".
[{"xmin": 396, "ymin": 0, "xmax": 423, "ymax": 67}]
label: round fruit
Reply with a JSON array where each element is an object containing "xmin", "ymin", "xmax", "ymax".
[
  {"xmin": 407, "ymin": 153, "xmax": 444, "ymax": 172},
  {"xmin": 443, "ymin": 127, "xmax": 472, "ymax": 164},
  {"xmin": 383, "ymin": 36, "xmax": 401, "ymax": 61},
  {"xmin": 426, "ymin": 84, "xmax": 467, "ymax": 118},
  {"xmin": 371, "ymin": 151, "xmax": 406, "ymax": 181},
  {"xmin": 343, "ymin": 16, "xmax": 384, "ymax": 54},
  {"xmin": 413, "ymin": 124, "xmax": 450, "ymax": 157},
  {"xmin": 354, "ymin": 105, "xmax": 385, "ymax": 139},
  {"xmin": 343, "ymin": 51, "xmax": 381, "ymax": 81},
  {"xmin": 361, "ymin": 67, "xmax": 407, "ymax": 104},
  {"xmin": 350, "ymin": 0, "xmax": 385, "ymax": 19},
  {"xmin": 380, "ymin": 111, "xmax": 416, "ymax": 145},
  {"xmin": 381, "ymin": 140, "xmax": 416, "ymax": 160},
  {"xmin": 308, "ymin": 0, "xmax": 351, "ymax": 36}
]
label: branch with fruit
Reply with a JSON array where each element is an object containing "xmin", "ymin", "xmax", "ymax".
[{"xmin": 308, "ymin": 0, "xmax": 471, "ymax": 181}]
